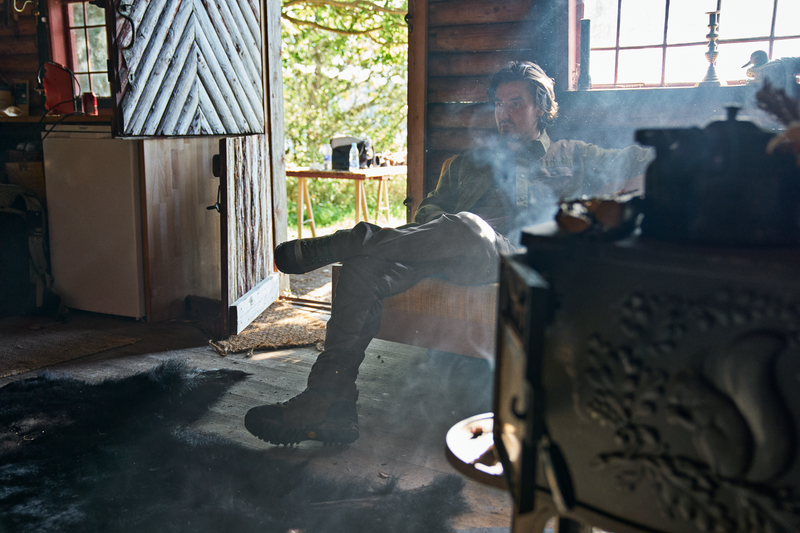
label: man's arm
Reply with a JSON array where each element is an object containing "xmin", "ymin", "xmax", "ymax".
[
  {"xmin": 412, "ymin": 154, "xmax": 463, "ymax": 224},
  {"xmin": 578, "ymin": 142, "xmax": 654, "ymax": 196}
]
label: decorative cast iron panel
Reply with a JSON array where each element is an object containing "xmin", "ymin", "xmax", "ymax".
[{"xmin": 108, "ymin": 0, "xmax": 264, "ymax": 136}]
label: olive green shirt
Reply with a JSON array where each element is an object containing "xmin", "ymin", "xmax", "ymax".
[{"xmin": 413, "ymin": 131, "xmax": 653, "ymax": 234}]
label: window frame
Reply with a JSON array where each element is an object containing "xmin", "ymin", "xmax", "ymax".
[
  {"xmin": 64, "ymin": 1, "xmax": 109, "ymax": 96},
  {"xmin": 580, "ymin": 0, "xmax": 800, "ymax": 89},
  {"xmin": 46, "ymin": 0, "xmax": 111, "ymax": 102}
]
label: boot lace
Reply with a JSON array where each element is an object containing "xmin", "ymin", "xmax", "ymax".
[{"xmin": 299, "ymin": 235, "xmax": 334, "ymax": 267}]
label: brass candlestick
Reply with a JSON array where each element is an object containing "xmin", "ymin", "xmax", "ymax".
[{"xmin": 697, "ymin": 11, "xmax": 721, "ymax": 86}]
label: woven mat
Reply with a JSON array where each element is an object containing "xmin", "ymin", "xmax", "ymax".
[
  {"xmin": 0, "ymin": 330, "xmax": 140, "ymax": 378},
  {"xmin": 210, "ymin": 300, "xmax": 327, "ymax": 355}
]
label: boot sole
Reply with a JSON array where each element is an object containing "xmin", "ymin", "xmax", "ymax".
[{"xmin": 248, "ymin": 419, "xmax": 359, "ymax": 446}]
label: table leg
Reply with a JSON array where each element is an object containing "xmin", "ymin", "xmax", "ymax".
[
  {"xmin": 303, "ymin": 179, "xmax": 316, "ymax": 237},
  {"xmin": 376, "ymin": 178, "xmax": 390, "ymax": 224},
  {"xmin": 297, "ymin": 177, "xmax": 317, "ymax": 238},
  {"xmin": 297, "ymin": 177, "xmax": 304, "ymax": 238},
  {"xmin": 354, "ymin": 181, "xmax": 360, "ymax": 223},
  {"xmin": 355, "ymin": 180, "xmax": 370, "ymax": 223},
  {"xmin": 359, "ymin": 180, "xmax": 370, "ymax": 223}
]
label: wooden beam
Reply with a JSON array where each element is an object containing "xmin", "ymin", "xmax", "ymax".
[
  {"xmin": 428, "ymin": 50, "xmax": 537, "ymax": 78},
  {"xmin": 429, "ymin": 21, "xmax": 538, "ymax": 53},
  {"xmin": 428, "ymin": 126, "xmax": 496, "ymax": 151},
  {"xmin": 429, "ymin": 0, "xmax": 533, "ymax": 28},
  {"xmin": 427, "ymin": 102, "xmax": 494, "ymax": 129},
  {"xmin": 427, "ymin": 75, "xmax": 491, "ymax": 104},
  {"xmin": 229, "ymin": 274, "xmax": 280, "ymax": 334},
  {"xmin": 0, "ymin": 16, "xmax": 35, "ymax": 36},
  {"xmin": 263, "ymin": 0, "xmax": 288, "ymax": 292},
  {"xmin": 0, "ymin": 36, "xmax": 37, "ymax": 55},
  {"xmin": 406, "ymin": 0, "xmax": 428, "ymax": 220}
]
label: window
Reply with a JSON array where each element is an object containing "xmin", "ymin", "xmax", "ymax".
[
  {"xmin": 582, "ymin": 0, "xmax": 800, "ymax": 88},
  {"xmin": 66, "ymin": 1, "xmax": 110, "ymax": 97},
  {"xmin": 47, "ymin": 0, "xmax": 111, "ymax": 97}
]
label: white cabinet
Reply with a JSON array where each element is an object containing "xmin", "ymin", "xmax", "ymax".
[{"xmin": 43, "ymin": 125, "xmax": 145, "ymax": 318}]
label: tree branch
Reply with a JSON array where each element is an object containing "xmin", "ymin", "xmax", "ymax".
[
  {"xmin": 283, "ymin": 0, "xmax": 407, "ymax": 16},
  {"xmin": 282, "ymin": 13, "xmax": 385, "ymax": 35}
]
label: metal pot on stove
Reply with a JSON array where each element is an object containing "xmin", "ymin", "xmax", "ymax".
[{"xmin": 636, "ymin": 107, "xmax": 800, "ymax": 246}]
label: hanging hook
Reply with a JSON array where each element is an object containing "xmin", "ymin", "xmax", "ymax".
[
  {"xmin": 117, "ymin": 0, "xmax": 136, "ymax": 50},
  {"xmin": 13, "ymin": 0, "xmax": 33, "ymax": 12}
]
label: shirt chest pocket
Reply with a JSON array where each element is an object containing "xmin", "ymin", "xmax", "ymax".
[{"xmin": 532, "ymin": 164, "xmax": 581, "ymax": 199}]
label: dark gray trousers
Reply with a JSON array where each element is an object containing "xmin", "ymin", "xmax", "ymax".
[{"xmin": 307, "ymin": 212, "xmax": 515, "ymax": 397}]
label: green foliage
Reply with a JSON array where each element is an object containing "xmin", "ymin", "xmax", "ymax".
[
  {"xmin": 281, "ymin": 0, "xmax": 408, "ymax": 166},
  {"xmin": 280, "ymin": 0, "xmax": 409, "ymax": 230},
  {"xmin": 286, "ymin": 176, "xmax": 408, "ymax": 229}
]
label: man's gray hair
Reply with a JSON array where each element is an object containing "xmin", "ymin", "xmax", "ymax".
[{"xmin": 488, "ymin": 61, "xmax": 559, "ymax": 131}]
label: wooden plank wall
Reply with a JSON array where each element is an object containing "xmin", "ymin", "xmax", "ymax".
[
  {"xmin": 422, "ymin": 0, "xmax": 572, "ymax": 199},
  {"xmin": 141, "ymin": 137, "xmax": 222, "ymax": 321},
  {"xmin": 0, "ymin": 2, "xmax": 44, "ymax": 113}
]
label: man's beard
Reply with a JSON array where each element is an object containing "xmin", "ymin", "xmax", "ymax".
[
  {"xmin": 498, "ymin": 121, "xmax": 517, "ymax": 137},
  {"xmin": 498, "ymin": 128, "xmax": 525, "ymax": 150}
]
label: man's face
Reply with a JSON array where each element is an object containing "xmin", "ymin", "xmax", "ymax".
[{"xmin": 494, "ymin": 80, "xmax": 544, "ymax": 146}]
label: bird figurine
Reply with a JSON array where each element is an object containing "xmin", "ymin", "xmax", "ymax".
[
  {"xmin": 743, "ymin": 50, "xmax": 800, "ymax": 92},
  {"xmin": 742, "ymin": 50, "xmax": 769, "ymax": 70}
]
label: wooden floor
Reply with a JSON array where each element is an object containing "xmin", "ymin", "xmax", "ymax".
[{"xmin": 0, "ymin": 310, "xmax": 513, "ymax": 532}]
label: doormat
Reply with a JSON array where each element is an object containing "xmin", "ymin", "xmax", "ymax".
[
  {"xmin": 0, "ymin": 360, "xmax": 468, "ymax": 533},
  {"xmin": 0, "ymin": 329, "xmax": 139, "ymax": 378},
  {"xmin": 210, "ymin": 300, "xmax": 327, "ymax": 355}
]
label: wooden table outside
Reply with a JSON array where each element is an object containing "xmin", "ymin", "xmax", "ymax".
[{"xmin": 287, "ymin": 165, "xmax": 408, "ymax": 238}]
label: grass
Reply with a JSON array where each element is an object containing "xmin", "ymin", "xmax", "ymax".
[{"xmin": 285, "ymin": 175, "xmax": 410, "ymax": 238}]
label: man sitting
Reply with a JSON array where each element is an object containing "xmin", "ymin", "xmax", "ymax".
[{"xmin": 244, "ymin": 61, "xmax": 653, "ymax": 445}]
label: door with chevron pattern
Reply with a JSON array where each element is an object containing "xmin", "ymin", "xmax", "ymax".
[
  {"xmin": 106, "ymin": 0, "xmax": 265, "ymax": 136},
  {"xmin": 104, "ymin": 0, "xmax": 286, "ymax": 336}
]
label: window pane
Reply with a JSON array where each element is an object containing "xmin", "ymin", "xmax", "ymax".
[
  {"xmin": 71, "ymin": 29, "xmax": 89, "ymax": 72},
  {"xmin": 86, "ymin": 2, "xmax": 104, "ymax": 25},
  {"xmin": 87, "ymin": 27, "xmax": 107, "ymax": 71},
  {"xmin": 91, "ymin": 73, "xmax": 111, "ymax": 97},
  {"xmin": 667, "ymin": 0, "xmax": 719, "ymax": 44},
  {"xmin": 583, "ymin": 0, "xmax": 619, "ymax": 48},
  {"xmin": 69, "ymin": 2, "xmax": 84, "ymax": 26},
  {"xmin": 617, "ymin": 48, "xmax": 663, "ymax": 84},
  {"xmin": 76, "ymin": 73, "xmax": 90, "ymax": 95},
  {"xmin": 664, "ymin": 44, "xmax": 711, "ymax": 84},
  {"xmin": 775, "ymin": 1, "xmax": 800, "ymax": 37},
  {"xmin": 618, "ymin": 0, "xmax": 667, "ymax": 47},
  {"xmin": 718, "ymin": 0, "xmax": 774, "ymax": 40},
  {"xmin": 773, "ymin": 38, "xmax": 800, "ymax": 58},
  {"xmin": 589, "ymin": 49, "xmax": 617, "ymax": 85},
  {"xmin": 716, "ymin": 40, "xmax": 771, "ymax": 84}
]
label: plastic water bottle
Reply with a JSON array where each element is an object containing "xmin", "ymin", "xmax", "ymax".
[
  {"xmin": 321, "ymin": 144, "xmax": 332, "ymax": 170},
  {"xmin": 349, "ymin": 142, "xmax": 359, "ymax": 171}
]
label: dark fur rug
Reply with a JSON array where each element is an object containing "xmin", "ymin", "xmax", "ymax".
[{"xmin": 0, "ymin": 360, "xmax": 467, "ymax": 533}]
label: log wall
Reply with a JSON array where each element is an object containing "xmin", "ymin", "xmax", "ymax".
[
  {"xmin": 420, "ymin": 0, "xmax": 573, "ymax": 203},
  {"xmin": 0, "ymin": 3, "xmax": 45, "ymax": 113}
]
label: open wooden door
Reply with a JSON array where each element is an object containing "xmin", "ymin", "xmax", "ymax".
[
  {"xmin": 215, "ymin": 0, "xmax": 286, "ymax": 336},
  {"xmin": 218, "ymin": 134, "xmax": 280, "ymax": 335},
  {"xmin": 103, "ymin": 0, "xmax": 286, "ymax": 331}
]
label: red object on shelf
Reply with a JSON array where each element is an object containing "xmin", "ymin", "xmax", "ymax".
[
  {"xmin": 81, "ymin": 92, "xmax": 98, "ymax": 115},
  {"xmin": 41, "ymin": 62, "xmax": 75, "ymax": 114}
]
